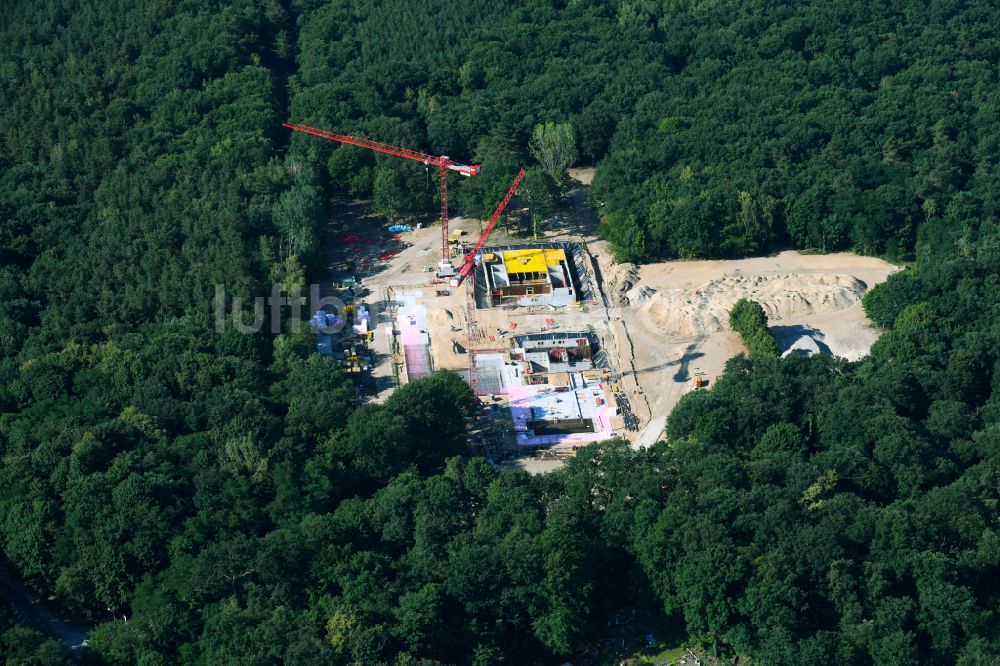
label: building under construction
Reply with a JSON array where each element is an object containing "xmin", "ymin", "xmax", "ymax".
[
  {"xmin": 472, "ymin": 332, "xmax": 617, "ymax": 448},
  {"xmin": 472, "ymin": 242, "xmax": 594, "ymax": 308}
]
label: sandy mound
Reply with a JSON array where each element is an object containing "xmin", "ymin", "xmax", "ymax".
[
  {"xmin": 610, "ymin": 263, "xmax": 641, "ymax": 305},
  {"xmin": 781, "ymin": 335, "xmax": 822, "ymax": 358},
  {"xmin": 624, "ymin": 285, "xmax": 656, "ymax": 304},
  {"xmin": 639, "ymin": 273, "xmax": 869, "ymax": 337}
]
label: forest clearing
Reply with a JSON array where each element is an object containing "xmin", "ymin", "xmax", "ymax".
[
  {"xmin": 332, "ymin": 169, "xmax": 899, "ymax": 468},
  {"xmin": 4, "ymin": 1, "xmax": 999, "ymax": 663}
]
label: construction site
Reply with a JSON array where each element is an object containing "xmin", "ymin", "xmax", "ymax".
[
  {"xmin": 326, "ymin": 227, "xmax": 638, "ymax": 470},
  {"xmin": 286, "ymin": 123, "xmax": 900, "ymax": 473}
]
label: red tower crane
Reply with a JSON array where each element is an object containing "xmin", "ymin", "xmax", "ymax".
[
  {"xmin": 451, "ymin": 167, "xmax": 526, "ymax": 287},
  {"xmin": 463, "ymin": 168, "xmax": 526, "ymax": 396},
  {"xmin": 282, "ymin": 121, "xmax": 480, "ymax": 277}
]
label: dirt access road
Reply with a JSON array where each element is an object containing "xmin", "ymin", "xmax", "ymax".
[{"xmin": 0, "ymin": 556, "xmax": 90, "ymax": 661}]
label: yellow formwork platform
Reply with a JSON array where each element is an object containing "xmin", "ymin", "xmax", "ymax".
[{"xmin": 501, "ymin": 248, "xmax": 567, "ymax": 275}]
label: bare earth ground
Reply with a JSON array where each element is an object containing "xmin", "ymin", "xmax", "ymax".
[
  {"xmin": 595, "ymin": 246, "xmax": 900, "ymax": 447},
  {"xmin": 326, "ymin": 168, "xmax": 899, "ymax": 468}
]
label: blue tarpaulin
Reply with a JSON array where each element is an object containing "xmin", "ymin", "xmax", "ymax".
[{"xmin": 316, "ymin": 336, "xmax": 333, "ymax": 355}]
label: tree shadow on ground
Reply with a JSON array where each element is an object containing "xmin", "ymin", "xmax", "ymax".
[
  {"xmin": 634, "ymin": 343, "xmax": 705, "ymax": 382},
  {"xmin": 770, "ymin": 324, "xmax": 832, "ymax": 356}
]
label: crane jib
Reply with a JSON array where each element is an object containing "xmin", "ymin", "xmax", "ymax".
[
  {"xmin": 456, "ymin": 167, "xmax": 526, "ymax": 280},
  {"xmin": 282, "ymin": 122, "xmax": 479, "ymax": 173},
  {"xmin": 282, "ymin": 120, "xmax": 482, "ymax": 268}
]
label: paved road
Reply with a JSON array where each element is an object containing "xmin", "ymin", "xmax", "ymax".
[{"xmin": 0, "ymin": 557, "xmax": 90, "ymax": 662}]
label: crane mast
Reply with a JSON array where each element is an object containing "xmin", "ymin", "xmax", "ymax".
[
  {"xmin": 282, "ymin": 122, "xmax": 480, "ymax": 277},
  {"xmin": 284, "ymin": 123, "xmax": 527, "ymax": 397}
]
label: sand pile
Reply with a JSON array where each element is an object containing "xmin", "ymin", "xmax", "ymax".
[
  {"xmin": 781, "ymin": 335, "xmax": 822, "ymax": 358},
  {"xmin": 639, "ymin": 273, "xmax": 869, "ymax": 337},
  {"xmin": 611, "ymin": 264, "xmax": 641, "ymax": 305},
  {"xmin": 625, "ymin": 285, "xmax": 657, "ymax": 304}
]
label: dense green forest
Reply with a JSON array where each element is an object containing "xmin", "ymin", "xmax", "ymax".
[
  {"xmin": 1, "ymin": 0, "xmax": 998, "ymax": 664},
  {"xmin": 0, "ymin": 606, "xmax": 71, "ymax": 665},
  {"xmin": 286, "ymin": 0, "xmax": 1000, "ymax": 263}
]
